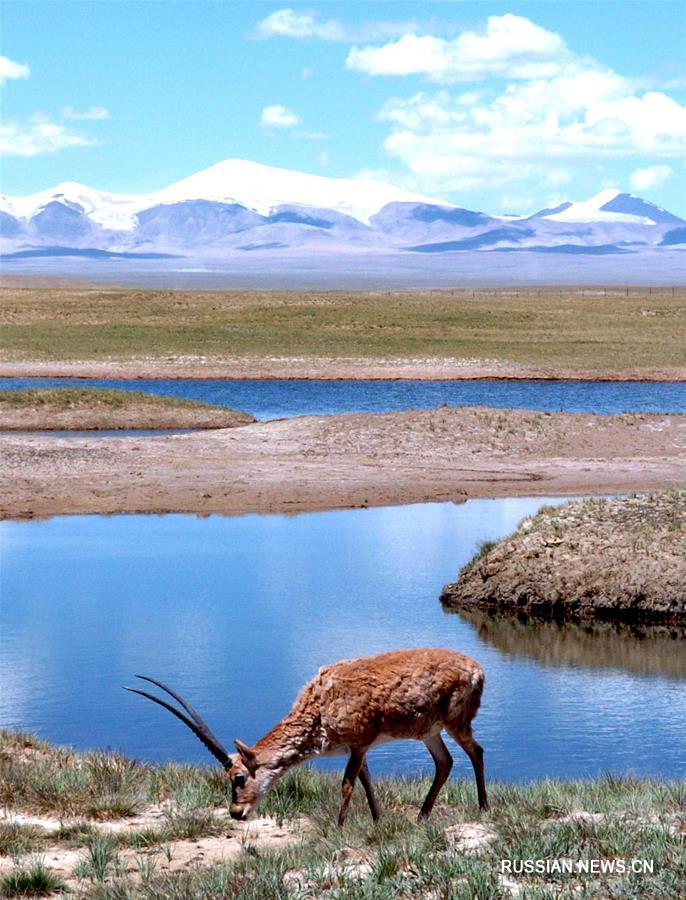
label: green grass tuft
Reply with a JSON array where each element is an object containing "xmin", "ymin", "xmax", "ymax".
[
  {"xmin": 459, "ymin": 539, "xmax": 498, "ymax": 576},
  {"xmin": 1, "ymin": 860, "xmax": 66, "ymax": 897}
]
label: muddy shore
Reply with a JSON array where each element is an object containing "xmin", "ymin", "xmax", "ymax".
[{"xmin": 1, "ymin": 406, "xmax": 684, "ymax": 520}]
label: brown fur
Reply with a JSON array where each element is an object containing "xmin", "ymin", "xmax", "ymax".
[{"xmin": 229, "ymin": 648, "xmax": 488, "ymax": 824}]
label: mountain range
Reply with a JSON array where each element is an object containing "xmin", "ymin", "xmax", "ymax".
[{"xmin": 1, "ymin": 159, "xmax": 684, "ymax": 262}]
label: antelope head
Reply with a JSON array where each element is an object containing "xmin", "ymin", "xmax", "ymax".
[{"xmin": 125, "ymin": 675, "xmax": 268, "ymax": 821}]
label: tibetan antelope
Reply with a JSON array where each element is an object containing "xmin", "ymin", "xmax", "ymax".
[{"xmin": 126, "ymin": 648, "xmax": 488, "ymax": 825}]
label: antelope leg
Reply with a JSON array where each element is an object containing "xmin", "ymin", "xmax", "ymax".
[
  {"xmin": 357, "ymin": 758, "xmax": 380, "ymax": 822},
  {"xmin": 418, "ymin": 733, "xmax": 453, "ymax": 820},
  {"xmin": 338, "ymin": 748, "xmax": 365, "ymax": 826},
  {"xmin": 450, "ymin": 725, "xmax": 489, "ymax": 812}
]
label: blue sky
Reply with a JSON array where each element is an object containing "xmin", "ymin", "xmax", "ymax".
[{"xmin": 2, "ymin": 1, "xmax": 685, "ymax": 215}]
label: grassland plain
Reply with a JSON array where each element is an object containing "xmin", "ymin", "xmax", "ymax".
[
  {"xmin": 1, "ymin": 283, "xmax": 685, "ymax": 379},
  {"xmin": 1, "ymin": 731, "xmax": 684, "ymax": 899},
  {"xmin": 0, "ymin": 388, "xmax": 255, "ymax": 431}
]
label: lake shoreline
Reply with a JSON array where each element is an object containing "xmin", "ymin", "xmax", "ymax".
[
  {"xmin": 2, "ymin": 358, "xmax": 685, "ymax": 382},
  {"xmin": 2, "ymin": 406, "xmax": 684, "ymax": 520}
]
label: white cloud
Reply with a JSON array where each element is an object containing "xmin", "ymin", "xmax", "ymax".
[
  {"xmin": 630, "ymin": 165, "xmax": 673, "ymax": 191},
  {"xmin": 259, "ymin": 104, "xmax": 301, "ymax": 128},
  {"xmin": 373, "ymin": 69, "xmax": 686, "ymax": 193},
  {"xmin": 0, "ymin": 116, "xmax": 98, "ymax": 157},
  {"xmin": 346, "ymin": 15, "xmax": 570, "ymax": 82},
  {"xmin": 256, "ymin": 8, "xmax": 345, "ymax": 41},
  {"xmin": 254, "ymin": 8, "xmax": 425, "ymax": 43},
  {"xmin": 342, "ymin": 13, "xmax": 686, "ymax": 196},
  {"xmin": 318, "ymin": 150, "xmax": 329, "ymax": 167},
  {"xmin": 60, "ymin": 105, "xmax": 110, "ymax": 121},
  {"xmin": 379, "ymin": 81, "xmax": 686, "ymax": 190},
  {"xmin": 0, "ymin": 55, "xmax": 30, "ymax": 86},
  {"xmin": 0, "ymin": 55, "xmax": 108, "ymax": 156}
]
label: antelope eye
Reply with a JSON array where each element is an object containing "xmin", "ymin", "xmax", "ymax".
[{"xmin": 234, "ymin": 773, "xmax": 246, "ymax": 788}]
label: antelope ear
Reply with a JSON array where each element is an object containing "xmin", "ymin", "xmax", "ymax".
[{"xmin": 234, "ymin": 739, "xmax": 258, "ymax": 775}]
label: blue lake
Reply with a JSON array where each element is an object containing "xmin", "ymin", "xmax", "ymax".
[
  {"xmin": 2, "ymin": 499, "xmax": 685, "ymax": 783},
  {"xmin": 1, "ymin": 377, "xmax": 686, "ymax": 420}
]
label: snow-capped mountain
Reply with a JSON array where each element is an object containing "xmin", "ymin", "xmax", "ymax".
[
  {"xmin": 529, "ymin": 189, "xmax": 683, "ymax": 226},
  {"xmin": 1, "ymin": 160, "xmax": 684, "ymax": 261},
  {"xmin": 0, "ymin": 160, "xmax": 443, "ymax": 231}
]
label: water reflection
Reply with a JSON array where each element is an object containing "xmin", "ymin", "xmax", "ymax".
[
  {"xmin": 1, "ymin": 500, "xmax": 685, "ymax": 782},
  {"xmin": 452, "ymin": 609, "xmax": 686, "ymax": 680}
]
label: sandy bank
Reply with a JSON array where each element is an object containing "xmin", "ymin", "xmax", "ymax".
[
  {"xmin": 1, "ymin": 406, "xmax": 684, "ymax": 520},
  {"xmin": 1, "ymin": 357, "xmax": 685, "ymax": 381},
  {"xmin": 441, "ymin": 492, "xmax": 686, "ymax": 624}
]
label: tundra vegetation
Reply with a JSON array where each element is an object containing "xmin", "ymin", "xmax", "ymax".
[
  {"xmin": 1, "ymin": 732, "xmax": 684, "ymax": 898},
  {"xmin": 441, "ymin": 491, "xmax": 686, "ymax": 624},
  {"xmin": 1, "ymin": 285, "xmax": 684, "ymax": 375},
  {"xmin": 0, "ymin": 388, "xmax": 255, "ymax": 431}
]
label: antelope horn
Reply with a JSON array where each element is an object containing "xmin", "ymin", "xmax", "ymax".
[{"xmin": 124, "ymin": 675, "xmax": 231, "ymax": 767}]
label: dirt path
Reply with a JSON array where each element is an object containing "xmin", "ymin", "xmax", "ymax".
[
  {"xmin": 1, "ymin": 357, "xmax": 684, "ymax": 381},
  {"xmin": 1, "ymin": 406, "xmax": 684, "ymax": 519}
]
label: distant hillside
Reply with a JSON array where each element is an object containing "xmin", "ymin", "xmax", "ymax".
[{"xmin": 1, "ymin": 159, "xmax": 684, "ymax": 264}]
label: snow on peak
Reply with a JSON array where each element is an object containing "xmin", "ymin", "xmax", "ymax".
[
  {"xmin": 589, "ymin": 188, "xmax": 623, "ymax": 207},
  {"xmin": 1, "ymin": 181, "xmax": 143, "ymax": 230},
  {"xmin": 543, "ymin": 189, "xmax": 657, "ymax": 224},
  {"xmin": 154, "ymin": 159, "xmax": 445, "ymax": 224},
  {"xmin": 1, "ymin": 159, "xmax": 449, "ymax": 230}
]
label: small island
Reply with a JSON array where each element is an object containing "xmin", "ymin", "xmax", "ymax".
[
  {"xmin": 0, "ymin": 387, "xmax": 255, "ymax": 432},
  {"xmin": 440, "ymin": 491, "xmax": 686, "ymax": 624}
]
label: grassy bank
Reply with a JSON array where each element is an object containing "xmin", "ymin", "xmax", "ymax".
[
  {"xmin": 0, "ymin": 388, "xmax": 254, "ymax": 431},
  {"xmin": 1, "ymin": 286, "xmax": 685, "ymax": 374},
  {"xmin": 1, "ymin": 732, "xmax": 684, "ymax": 898},
  {"xmin": 441, "ymin": 491, "xmax": 686, "ymax": 624}
]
